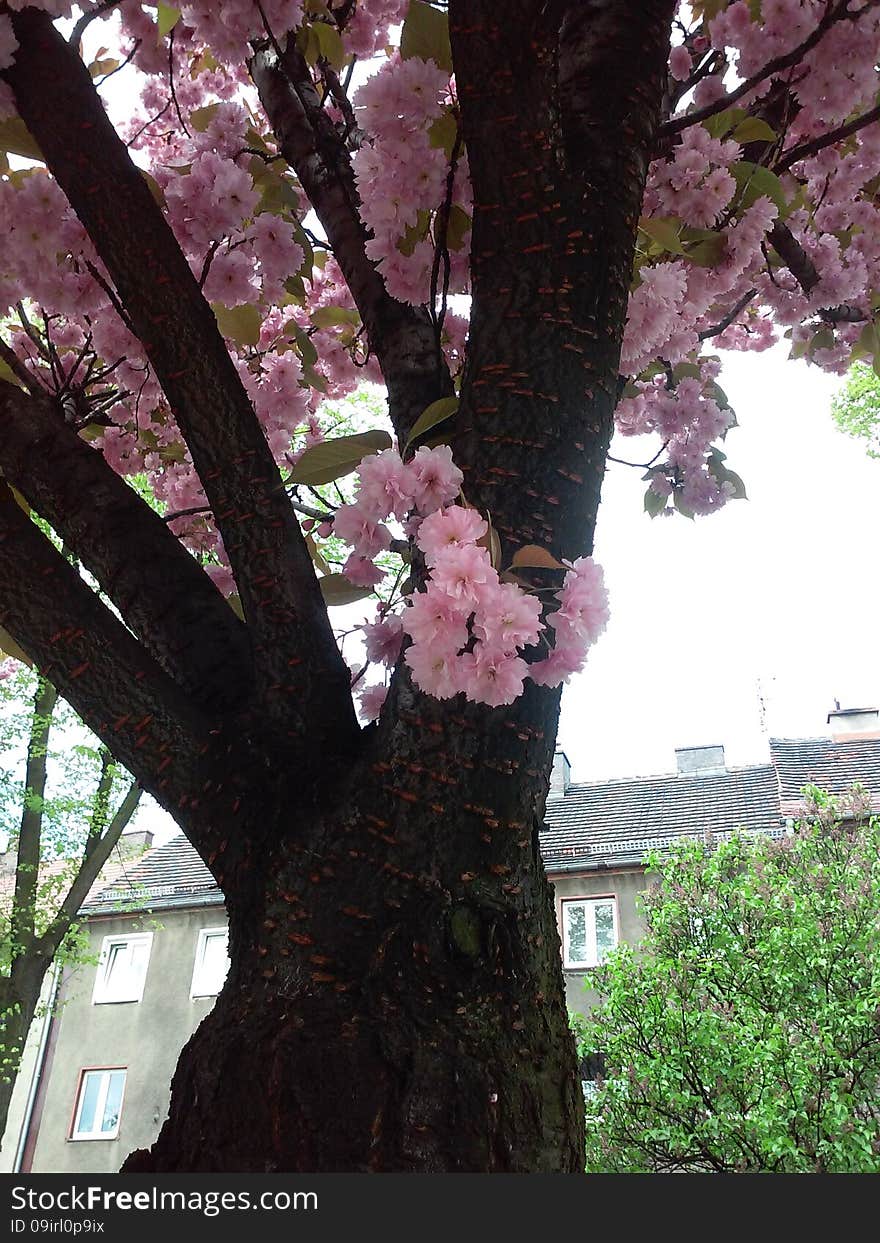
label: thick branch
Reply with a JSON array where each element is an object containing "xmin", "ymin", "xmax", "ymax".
[
  {"xmin": 0, "ymin": 379, "xmax": 251, "ymax": 714},
  {"xmin": 4, "ymin": 11, "xmax": 357, "ymax": 751},
  {"xmin": 10, "ymin": 677, "xmax": 58, "ymax": 955},
  {"xmin": 40, "ymin": 778, "xmax": 142, "ymax": 955},
  {"xmin": 248, "ymin": 39, "xmax": 454, "ymax": 444},
  {"xmin": 0, "ymin": 481, "xmax": 221, "ymax": 843},
  {"xmin": 776, "ymin": 101, "xmax": 880, "ymax": 172},
  {"xmin": 769, "ymin": 221, "xmax": 865, "ymax": 322},
  {"xmin": 657, "ymin": 1, "xmax": 848, "ymax": 141}
]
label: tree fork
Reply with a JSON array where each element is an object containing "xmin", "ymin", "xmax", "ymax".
[{"xmin": 122, "ymin": 1, "xmax": 673, "ymax": 1173}]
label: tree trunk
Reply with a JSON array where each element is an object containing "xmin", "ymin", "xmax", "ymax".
[
  {"xmin": 0, "ymin": 961, "xmax": 46, "ymax": 1148},
  {"xmin": 1, "ymin": 1, "xmax": 674, "ymax": 1173},
  {"xmin": 123, "ymin": 688, "xmax": 584, "ymax": 1172}
]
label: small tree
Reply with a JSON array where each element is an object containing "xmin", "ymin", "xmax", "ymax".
[
  {"xmin": 831, "ymin": 362, "xmax": 880, "ymax": 458},
  {"xmin": 576, "ymin": 816, "xmax": 880, "ymax": 1173},
  {"xmin": 0, "ymin": 660, "xmax": 140, "ymax": 1148}
]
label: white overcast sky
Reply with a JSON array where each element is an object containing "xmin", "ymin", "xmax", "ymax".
[{"xmin": 559, "ymin": 344, "xmax": 880, "ymax": 783}]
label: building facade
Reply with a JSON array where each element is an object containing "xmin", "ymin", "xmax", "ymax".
[{"xmin": 4, "ymin": 707, "xmax": 879, "ymax": 1171}]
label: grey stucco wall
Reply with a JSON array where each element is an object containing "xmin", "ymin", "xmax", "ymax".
[
  {"xmin": 0, "ymin": 970, "xmax": 55, "ymax": 1172},
  {"xmin": 27, "ymin": 904, "xmax": 226, "ymax": 1173},
  {"xmin": 550, "ymin": 868, "xmax": 648, "ymax": 1016}
]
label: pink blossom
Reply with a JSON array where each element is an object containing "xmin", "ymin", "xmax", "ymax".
[
  {"xmin": 416, "ymin": 504, "xmax": 487, "ymax": 564},
  {"xmin": 410, "ymin": 444, "xmax": 463, "ymax": 514},
  {"xmin": 401, "ymin": 587, "xmax": 470, "ymax": 650},
  {"xmin": 405, "ymin": 642, "xmax": 462, "ymax": 699},
  {"xmin": 473, "ymin": 581, "xmax": 543, "ymax": 651},
  {"xmin": 358, "ymin": 682, "xmax": 388, "ymax": 721},
  {"xmin": 0, "ymin": 14, "xmax": 18, "ymax": 71},
  {"xmin": 428, "ymin": 543, "xmax": 492, "ymax": 608},
  {"xmin": 458, "ymin": 646, "xmax": 528, "ymax": 708},
  {"xmin": 343, "ymin": 554, "xmax": 385, "ymax": 589},
  {"xmin": 332, "ymin": 503, "xmax": 392, "ymax": 559},
  {"xmin": 363, "ymin": 613, "xmax": 404, "ymax": 666},
  {"xmin": 356, "ymin": 448, "xmax": 416, "ymax": 519}
]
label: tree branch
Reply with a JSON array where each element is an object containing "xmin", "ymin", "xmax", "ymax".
[
  {"xmin": 0, "ymin": 480, "xmax": 221, "ymax": 844},
  {"xmin": 248, "ymin": 38, "xmax": 454, "ymax": 445},
  {"xmin": 657, "ymin": 1, "xmax": 848, "ymax": 142},
  {"xmin": 768, "ymin": 221, "xmax": 866, "ymax": 322},
  {"xmin": 0, "ymin": 379, "xmax": 252, "ymax": 714},
  {"xmin": 4, "ymin": 11, "xmax": 357, "ymax": 753},
  {"xmin": 10, "ymin": 677, "xmax": 58, "ymax": 955},
  {"xmin": 775, "ymin": 101, "xmax": 880, "ymax": 172}
]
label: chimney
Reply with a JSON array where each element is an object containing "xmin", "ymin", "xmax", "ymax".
[
  {"xmin": 549, "ymin": 750, "xmax": 571, "ymax": 797},
  {"xmin": 826, "ymin": 706, "xmax": 880, "ymax": 741},
  {"xmin": 675, "ymin": 744, "xmax": 726, "ymax": 777},
  {"xmin": 118, "ymin": 827, "xmax": 154, "ymax": 857}
]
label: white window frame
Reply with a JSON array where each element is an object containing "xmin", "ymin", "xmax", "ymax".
[
  {"xmin": 190, "ymin": 926, "xmax": 230, "ymax": 999},
  {"xmin": 70, "ymin": 1068, "xmax": 127, "ymax": 1141},
  {"xmin": 91, "ymin": 932, "xmax": 153, "ymax": 1004},
  {"xmin": 561, "ymin": 896, "xmax": 618, "ymax": 970}
]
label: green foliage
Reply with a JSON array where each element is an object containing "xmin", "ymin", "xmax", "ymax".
[
  {"xmin": 0, "ymin": 665, "xmax": 142, "ymax": 1085},
  {"xmin": 575, "ymin": 815, "xmax": 880, "ymax": 1172},
  {"xmin": 831, "ymin": 362, "xmax": 880, "ymax": 458}
]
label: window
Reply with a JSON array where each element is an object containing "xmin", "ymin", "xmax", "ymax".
[
  {"xmin": 190, "ymin": 926, "xmax": 230, "ymax": 998},
  {"xmin": 92, "ymin": 933, "xmax": 152, "ymax": 1004},
  {"xmin": 561, "ymin": 897, "xmax": 618, "ymax": 969},
  {"xmin": 70, "ymin": 1069, "xmax": 126, "ymax": 1140}
]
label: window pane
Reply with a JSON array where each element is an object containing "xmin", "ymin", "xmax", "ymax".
[
  {"xmin": 594, "ymin": 902, "xmax": 616, "ymax": 962},
  {"xmin": 564, "ymin": 903, "xmax": 588, "ymax": 965},
  {"xmin": 76, "ymin": 1072, "xmax": 101, "ymax": 1135},
  {"xmin": 201, "ymin": 932, "xmax": 229, "ymax": 992},
  {"xmin": 101, "ymin": 1071, "xmax": 125, "ymax": 1133}
]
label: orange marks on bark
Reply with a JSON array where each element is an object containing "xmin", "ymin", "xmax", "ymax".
[
  {"xmin": 340, "ymin": 906, "xmax": 373, "ymax": 921},
  {"xmin": 288, "ymin": 931, "xmax": 314, "ymax": 945}
]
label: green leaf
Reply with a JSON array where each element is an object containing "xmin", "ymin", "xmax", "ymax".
[
  {"xmin": 141, "ymin": 170, "xmax": 167, "ymax": 209},
  {"xmin": 211, "ymin": 303, "xmax": 263, "ymax": 347},
  {"xmin": 510, "ymin": 545, "xmax": 564, "ymax": 570},
  {"xmin": 429, "ymin": 111, "xmax": 458, "ymax": 156},
  {"xmin": 397, "ymin": 209, "xmax": 432, "ymax": 258},
  {"xmin": 288, "ymin": 430, "xmax": 393, "ymax": 485},
  {"xmin": 673, "ymin": 491, "xmax": 695, "ymax": 519},
  {"xmin": 404, "ymin": 397, "xmax": 458, "ymax": 453},
  {"xmin": 400, "ymin": 0, "xmax": 453, "ymax": 72},
  {"xmin": 644, "ymin": 486, "xmax": 668, "ymax": 518},
  {"xmin": 190, "ymin": 103, "xmax": 221, "ymax": 132},
  {"xmin": 444, "ymin": 204, "xmax": 471, "ymax": 252},
  {"xmin": 639, "ymin": 217, "xmax": 685, "ymax": 256},
  {"xmin": 311, "ymin": 306, "xmax": 361, "ymax": 330},
  {"xmin": 730, "ymin": 161, "xmax": 789, "ymax": 217},
  {"xmin": 312, "ymin": 21, "xmax": 346, "ymax": 70},
  {"xmin": 89, "ymin": 57, "xmax": 120, "ymax": 78},
  {"xmin": 683, "ymin": 231, "xmax": 726, "ymax": 267},
  {"xmin": 731, "ymin": 117, "xmax": 777, "ymax": 145},
  {"xmin": 703, "ymin": 107, "xmax": 746, "ymax": 141},
  {"xmin": 305, "ymin": 533, "xmax": 331, "ymax": 576},
  {"xmin": 319, "ymin": 574, "xmax": 374, "ymax": 607},
  {"xmin": 156, "ymin": 3, "xmax": 181, "ymax": 38},
  {"xmin": 288, "ymin": 324, "xmax": 318, "ymax": 368},
  {"xmin": 0, "ymin": 118, "xmax": 43, "ymax": 162}
]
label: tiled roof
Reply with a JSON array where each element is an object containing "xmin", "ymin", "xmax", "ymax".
[
  {"xmin": 769, "ymin": 735, "xmax": 880, "ymax": 812},
  {"xmin": 78, "ymin": 733, "xmax": 880, "ymax": 909},
  {"xmin": 82, "ymin": 834, "xmax": 220, "ymax": 914},
  {"xmin": 541, "ymin": 763, "xmax": 784, "ymax": 871}
]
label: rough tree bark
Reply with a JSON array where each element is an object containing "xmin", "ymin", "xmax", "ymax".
[{"xmin": 0, "ymin": 2, "xmax": 673, "ymax": 1170}]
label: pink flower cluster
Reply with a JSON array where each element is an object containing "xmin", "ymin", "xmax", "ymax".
[
  {"xmin": 335, "ymin": 447, "xmax": 608, "ymax": 714},
  {"xmin": 352, "ymin": 55, "xmax": 471, "ymax": 305}
]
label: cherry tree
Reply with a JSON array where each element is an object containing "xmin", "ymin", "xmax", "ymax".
[{"xmin": 0, "ymin": 0, "xmax": 878, "ymax": 1171}]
